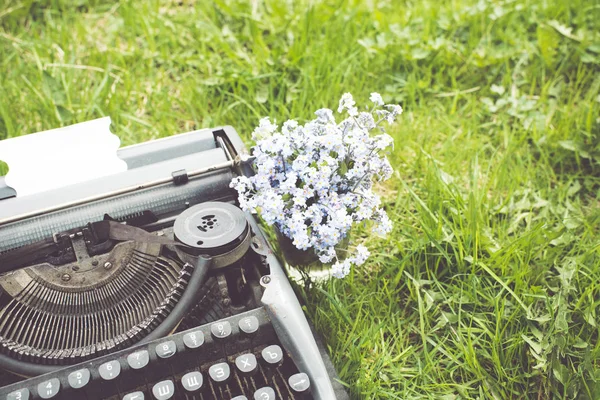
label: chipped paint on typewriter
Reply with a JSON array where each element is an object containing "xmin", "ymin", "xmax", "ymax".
[{"xmin": 0, "ymin": 126, "xmax": 348, "ymax": 400}]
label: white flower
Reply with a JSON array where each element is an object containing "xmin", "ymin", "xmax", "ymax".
[
  {"xmin": 369, "ymin": 92, "xmax": 384, "ymax": 106},
  {"xmin": 293, "ymin": 195, "xmax": 307, "ymax": 207},
  {"xmin": 353, "ymin": 245, "xmax": 370, "ymax": 265},
  {"xmin": 331, "ymin": 208, "xmax": 352, "ymax": 230},
  {"xmin": 292, "ymin": 154, "xmax": 310, "ymax": 172},
  {"xmin": 331, "ymin": 259, "xmax": 352, "ymax": 278},
  {"xmin": 385, "ymin": 104, "xmax": 403, "ymax": 124},
  {"xmin": 373, "ymin": 208, "xmax": 393, "ymax": 235},
  {"xmin": 282, "ymin": 119, "xmax": 299, "ymax": 134},
  {"xmin": 252, "ymin": 117, "xmax": 278, "ymax": 140},
  {"xmin": 318, "ymin": 247, "xmax": 337, "ymax": 263},
  {"xmin": 337, "ymin": 93, "xmax": 358, "ymax": 116},
  {"xmin": 280, "ymin": 172, "xmax": 298, "ymax": 191},
  {"xmin": 230, "ymin": 92, "xmax": 401, "ymax": 278},
  {"xmin": 357, "ymin": 112, "xmax": 376, "ymax": 130},
  {"xmin": 374, "ymin": 133, "xmax": 394, "ymax": 150},
  {"xmin": 315, "ymin": 108, "xmax": 335, "ymax": 123}
]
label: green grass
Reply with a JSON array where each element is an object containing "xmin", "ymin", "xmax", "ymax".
[{"xmin": 1, "ymin": 0, "xmax": 600, "ymax": 398}]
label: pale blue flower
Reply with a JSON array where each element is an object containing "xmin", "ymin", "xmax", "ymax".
[
  {"xmin": 230, "ymin": 92, "xmax": 401, "ymax": 278},
  {"xmin": 252, "ymin": 117, "xmax": 278, "ymax": 140},
  {"xmin": 337, "ymin": 93, "xmax": 358, "ymax": 116},
  {"xmin": 369, "ymin": 92, "xmax": 384, "ymax": 106}
]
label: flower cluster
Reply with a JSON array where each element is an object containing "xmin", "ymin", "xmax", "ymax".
[{"xmin": 231, "ymin": 92, "xmax": 401, "ymax": 278}]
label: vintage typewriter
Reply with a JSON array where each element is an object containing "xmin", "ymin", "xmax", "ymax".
[{"xmin": 0, "ymin": 126, "xmax": 348, "ymax": 400}]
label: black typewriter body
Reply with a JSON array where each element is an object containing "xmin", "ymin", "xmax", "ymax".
[{"xmin": 0, "ymin": 127, "xmax": 348, "ymax": 400}]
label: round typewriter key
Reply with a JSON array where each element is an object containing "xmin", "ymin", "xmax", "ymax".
[
  {"xmin": 6, "ymin": 388, "xmax": 29, "ymax": 400},
  {"xmin": 123, "ymin": 392, "xmax": 145, "ymax": 400},
  {"xmin": 288, "ymin": 373, "xmax": 310, "ymax": 393},
  {"xmin": 183, "ymin": 330, "xmax": 204, "ymax": 349},
  {"xmin": 181, "ymin": 371, "xmax": 203, "ymax": 392},
  {"xmin": 261, "ymin": 345, "xmax": 283, "ymax": 366},
  {"xmin": 211, "ymin": 320, "xmax": 232, "ymax": 339},
  {"xmin": 37, "ymin": 378, "xmax": 60, "ymax": 399},
  {"xmin": 68, "ymin": 368, "xmax": 90, "ymax": 389},
  {"xmin": 155, "ymin": 340, "xmax": 177, "ymax": 359},
  {"xmin": 232, "ymin": 397, "xmax": 248, "ymax": 400},
  {"xmin": 235, "ymin": 353, "xmax": 258, "ymax": 374},
  {"xmin": 99, "ymin": 360, "xmax": 121, "ymax": 380},
  {"xmin": 152, "ymin": 380, "xmax": 175, "ymax": 400},
  {"xmin": 127, "ymin": 350, "xmax": 150, "ymax": 370},
  {"xmin": 254, "ymin": 387, "xmax": 276, "ymax": 400},
  {"xmin": 208, "ymin": 362, "xmax": 231, "ymax": 383},
  {"xmin": 238, "ymin": 316, "xmax": 259, "ymax": 335}
]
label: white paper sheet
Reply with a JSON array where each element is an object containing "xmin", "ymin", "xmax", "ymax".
[{"xmin": 0, "ymin": 117, "xmax": 127, "ymax": 197}]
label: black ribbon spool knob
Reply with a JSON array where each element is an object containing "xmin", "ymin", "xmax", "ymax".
[{"xmin": 174, "ymin": 202, "xmax": 249, "ymax": 258}]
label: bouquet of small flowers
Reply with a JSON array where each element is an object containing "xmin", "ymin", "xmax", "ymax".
[{"xmin": 231, "ymin": 92, "xmax": 401, "ymax": 278}]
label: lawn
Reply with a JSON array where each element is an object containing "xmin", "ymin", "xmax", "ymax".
[{"xmin": 1, "ymin": 0, "xmax": 600, "ymax": 398}]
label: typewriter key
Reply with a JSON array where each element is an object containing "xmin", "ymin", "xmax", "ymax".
[
  {"xmin": 238, "ymin": 315, "xmax": 259, "ymax": 335},
  {"xmin": 181, "ymin": 371, "xmax": 203, "ymax": 393},
  {"xmin": 152, "ymin": 380, "xmax": 174, "ymax": 400},
  {"xmin": 261, "ymin": 345, "xmax": 283, "ymax": 366},
  {"xmin": 208, "ymin": 362, "xmax": 231, "ymax": 383},
  {"xmin": 183, "ymin": 330, "xmax": 204, "ymax": 349},
  {"xmin": 211, "ymin": 320, "xmax": 232, "ymax": 340},
  {"xmin": 6, "ymin": 388, "xmax": 29, "ymax": 400},
  {"xmin": 288, "ymin": 373, "xmax": 311, "ymax": 393},
  {"xmin": 155, "ymin": 341, "xmax": 177, "ymax": 359},
  {"xmin": 254, "ymin": 387, "xmax": 276, "ymax": 400},
  {"xmin": 123, "ymin": 391, "xmax": 145, "ymax": 400},
  {"xmin": 99, "ymin": 360, "xmax": 121, "ymax": 380},
  {"xmin": 235, "ymin": 353, "xmax": 258, "ymax": 375},
  {"xmin": 127, "ymin": 350, "xmax": 150, "ymax": 370},
  {"xmin": 37, "ymin": 378, "xmax": 60, "ymax": 399},
  {"xmin": 68, "ymin": 368, "xmax": 91, "ymax": 389}
]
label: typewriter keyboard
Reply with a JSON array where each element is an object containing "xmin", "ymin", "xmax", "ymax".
[{"xmin": 1, "ymin": 308, "xmax": 313, "ymax": 400}]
